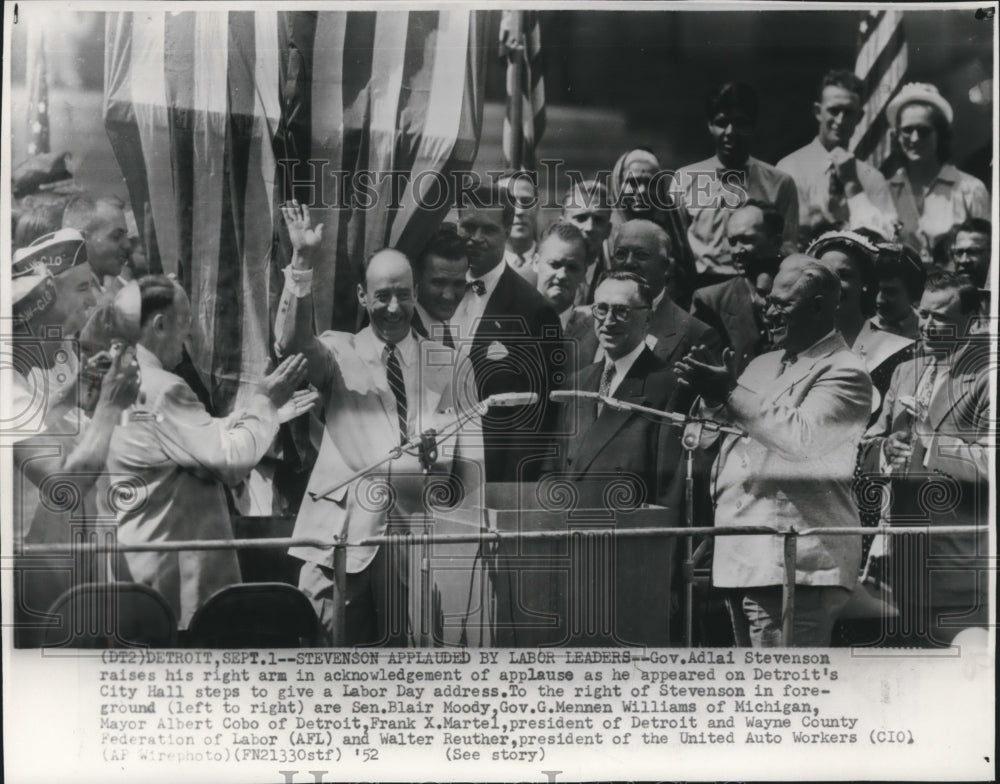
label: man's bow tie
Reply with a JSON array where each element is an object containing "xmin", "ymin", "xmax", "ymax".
[{"xmin": 468, "ymin": 279, "xmax": 486, "ymax": 296}]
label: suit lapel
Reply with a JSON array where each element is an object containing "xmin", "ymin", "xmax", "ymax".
[
  {"xmin": 357, "ymin": 333, "xmax": 399, "ymax": 429},
  {"xmin": 571, "ymin": 349, "xmax": 655, "ymax": 475},
  {"xmin": 927, "ymin": 346, "xmax": 980, "ymax": 429},
  {"xmin": 648, "ymin": 296, "xmax": 684, "ymax": 360},
  {"xmin": 723, "ymin": 281, "xmax": 757, "ymax": 347},
  {"xmin": 769, "ymin": 333, "xmax": 843, "ymax": 397}
]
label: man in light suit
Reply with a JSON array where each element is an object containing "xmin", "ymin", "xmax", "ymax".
[
  {"xmin": 675, "ymin": 256, "xmax": 873, "ymax": 646},
  {"xmin": 611, "ymin": 219, "xmax": 722, "ymax": 369},
  {"xmin": 107, "ymin": 276, "xmax": 310, "ymax": 630},
  {"xmin": 552, "ymin": 271, "xmax": 689, "ymax": 644},
  {"xmin": 860, "ymin": 270, "xmax": 990, "ymax": 646},
  {"xmin": 452, "ymin": 183, "xmax": 562, "ymax": 485},
  {"xmin": 274, "ymin": 202, "xmax": 481, "ymax": 645},
  {"xmin": 533, "ymin": 221, "xmax": 597, "ymax": 381},
  {"xmin": 690, "ymin": 200, "xmax": 782, "ymax": 373}
]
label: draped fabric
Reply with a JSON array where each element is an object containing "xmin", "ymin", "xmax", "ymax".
[{"xmin": 104, "ymin": 10, "xmax": 489, "ymax": 413}]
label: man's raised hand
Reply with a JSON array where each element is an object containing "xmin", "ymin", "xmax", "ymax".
[{"xmin": 281, "ymin": 200, "xmax": 324, "ymax": 265}]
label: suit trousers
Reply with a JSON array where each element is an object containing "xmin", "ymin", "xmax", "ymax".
[
  {"xmin": 725, "ymin": 586, "xmax": 851, "ymax": 647},
  {"xmin": 298, "ymin": 545, "xmax": 411, "ymax": 647}
]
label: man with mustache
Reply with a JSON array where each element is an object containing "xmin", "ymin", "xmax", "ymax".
[
  {"xmin": 860, "ymin": 270, "xmax": 990, "ymax": 646},
  {"xmin": 946, "ymin": 218, "xmax": 991, "ymax": 291},
  {"xmin": 778, "ymin": 69, "xmax": 898, "ymax": 239},
  {"xmin": 675, "ymin": 256, "xmax": 873, "ymax": 646}
]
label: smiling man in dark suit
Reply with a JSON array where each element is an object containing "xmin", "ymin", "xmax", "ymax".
[
  {"xmin": 552, "ymin": 270, "xmax": 688, "ymax": 644},
  {"xmin": 452, "ymin": 182, "xmax": 562, "ymax": 484}
]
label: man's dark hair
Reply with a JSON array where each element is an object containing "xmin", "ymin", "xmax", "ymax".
[
  {"xmin": 819, "ymin": 69, "xmax": 863, "ymax": 101},
  {"xmin": 138, "ymin": 274, "xmax": 180, "ymax": 327},
  {"xmin": 539, "ymin": 220, "xmax": 588, "ymax": 258},
  {"xmin": 561, "ymin": 178, "xmax": 610, "ymax": 211},
  {"xmin": 415, "ymin": 223, "xmax": 467, "ymax": 277},
  {"xmin": 460, "ymin": 182, "xmax": 515, "ymax": 230},
  {"xmin": 952, "ymin": 217, "xmax": 992, "ymax": 242},
  {"xmin": 596, "ymin": 269, "xmax": 654, "ymax": 309},
  {"xmin": 705, "ymin": 82, "xmax": 758, "ymax": 125},
  {"xmin": 735, "ymin": 198, "xmax": 784, "ymax": 241},
  {"xmin": 924, "ymin": 268, "xmax": 981, "ymax": 314},
  {"xmin": 875, "ymin": 242, "xmax": 926, "ymax": 301}
]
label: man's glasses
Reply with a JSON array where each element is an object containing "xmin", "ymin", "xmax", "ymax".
[{"xmin": 592, "ymin": 303, "xmax": 649, "ymax": 322}]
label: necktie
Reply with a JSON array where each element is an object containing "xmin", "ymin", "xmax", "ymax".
[
  {"xmin": 385, "ymin": 344, "xmax": 408, "ymax": 444},
  {"xmin": 441, "ymin": 322, "xmax": 455, "ymax": 349},
  {"xmin": 468, "ymin": 279, "xmax": 486, "ymax": 296},
  {"xmin": 777, "ymin": 352, "xmax": 797, "ymax": 377},
  {"xmin": 915, "ymin": 358, "xmax": 937, "ymax": 419},
  {"xmin": 597, "ymin": 361, "xmax": 616, "ymax": 416}
]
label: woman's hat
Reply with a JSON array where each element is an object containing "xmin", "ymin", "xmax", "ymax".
[{"xmin": 886, "ymin": 82, "xmax": 954, "ymax": 128}]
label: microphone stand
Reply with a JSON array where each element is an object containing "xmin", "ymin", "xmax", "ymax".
[{"xmin": 552, "ymin": 390, "xmax": 746, "ymax": 646}]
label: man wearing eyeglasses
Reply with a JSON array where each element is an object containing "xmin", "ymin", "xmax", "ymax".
[
  {"xmin": 609, "ymin": 219, "xmax": 721, "ymax": 370},
  {"xmin": 675, "ymin": 256, "xmax": 873, "ymax": 647},
  {"xmin": 551, "ymin": 270, "xmax": 689, "ymax": 644}
]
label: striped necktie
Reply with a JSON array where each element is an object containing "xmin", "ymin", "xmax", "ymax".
[
  {"xmin": 597, "ymin": 361, "xmax": 616, "ymax": 416},
  {"xmin": 385, "ymin": 344, "xmax": 408, "ymax": 444}
]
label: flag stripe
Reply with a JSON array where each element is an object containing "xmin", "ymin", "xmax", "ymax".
[
  {"xmin": 851, "ymin": 10, "xmax": 907, "ymax": 168},
  {"xmin": 131, "ymin": 13, "xmax": 181, "ymax": 277}
]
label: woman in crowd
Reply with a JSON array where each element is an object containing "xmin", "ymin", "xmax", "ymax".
[
  {"xmin": 608, "ymin": 148, "xmax": 697, "ymax": 307},
  {"xmin": 884, "ymin": 83, "xmax": 990, "ymax": 264}
]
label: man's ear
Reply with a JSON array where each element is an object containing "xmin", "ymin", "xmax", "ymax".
[
  {"xmin": 813, "ymin": 101, "xmax": 823, "ymax": 124},
  {"xmin": 356, "ymin": 283, "xmax": 366, "ymax": 309}
]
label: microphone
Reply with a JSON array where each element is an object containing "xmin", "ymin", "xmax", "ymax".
[
  {"xmin": 485, "ymin": 392, "xmax": 539, "ymax": 407},
  {"xmin": 549, "ymin": 390, "xmax": 601, "ymax": 403}
]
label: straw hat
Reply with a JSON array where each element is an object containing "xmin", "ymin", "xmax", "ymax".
[{"xmin": 886, "ymin": 82, "xmax": 954, "ymax": 128}]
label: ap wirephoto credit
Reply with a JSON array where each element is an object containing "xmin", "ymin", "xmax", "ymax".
[{"xmin": 1, "ymin": 2, "xmax": 995, "ymax": 782}]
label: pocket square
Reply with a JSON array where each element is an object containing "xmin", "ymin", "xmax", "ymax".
[{"xmin": 485, "ymin": 340, "xmax": 509, "ymax": 361}]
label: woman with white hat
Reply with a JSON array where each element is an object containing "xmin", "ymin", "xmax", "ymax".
[{"xmin": 885, "ymin": 82, "xmax": 990, "ymax": 263}]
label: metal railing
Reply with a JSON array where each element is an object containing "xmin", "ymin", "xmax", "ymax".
[{"xmin": 22, "ymin": 523, "xmax": 983, "ymax": 646}]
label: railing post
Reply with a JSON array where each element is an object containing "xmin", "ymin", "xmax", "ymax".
[
  {"xmin": 782, "ymin": 531, "xmax": 797, "ymax": 646},
  {"xmin": 331, "ymin": 538, "xmax": 347, "ymax": 647}
]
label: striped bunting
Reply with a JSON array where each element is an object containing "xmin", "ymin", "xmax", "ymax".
[
  {"xmin": 850, "ymin": 10, "xmax": 908, "ymax": 168},
  {"xmin": 25, "ymin": 25, "xmax": 50, "ymax": 156},
  {"xmin": 104, "ymin": 10, "xmax": 488, "ymax": 413},
  {"xmin": 500, "ymin": 10, "xmax": 546, "ymax": 169}
]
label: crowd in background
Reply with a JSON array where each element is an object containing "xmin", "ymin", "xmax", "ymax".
[{"xmin": 8, "ymin": 71, "xmax": 992, "ymax": 649}]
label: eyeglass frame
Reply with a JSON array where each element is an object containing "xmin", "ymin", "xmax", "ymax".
[{"xmin": 591, "ymin": 302, "xmax": 650, "ymax": 322}]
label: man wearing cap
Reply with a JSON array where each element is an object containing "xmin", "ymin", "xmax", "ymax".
[
  {"xmin": 777, "ymin": 70, "xmax": 898, "ymax": 239},
  {"xmin": 675, "ymin": 256, "xmax": 873, "ymax": 646},
  {"xmin": 8, "ymin": 257, "xmax": 140, "ymax": 646}
]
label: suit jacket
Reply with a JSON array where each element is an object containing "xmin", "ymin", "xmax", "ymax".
[
  {"xmin": 703, "ymin": 332, "xmax": 873, "ymax": 589},
  {"xmin": 107, "ymin": 345, "xmax": 280, "ymax": 628},
  {"xmin": 467, "ymin": 264, "xmax": 562, "ymax": 483},
  {"xmin": 557, "ymin": 347, "xmax": 687, "ymax": 514},
  {"xmin": 860, "ymin": 341, "xmax": 990, "ymax": 608},
  {"xmin": 648, "ymin": 292, "xmax": 723, "ymax": 371},
  {"xmin": 690, "ymin": 277, "xmax": 766, "ymax": 374},
  {"xmin": 289, "ymin": 328, "xmax": 481, "ymax": 573}
]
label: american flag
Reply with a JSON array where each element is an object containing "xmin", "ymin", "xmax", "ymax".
[
  {"xmin": 25, "ymin": 25, "xmax": 50, "ymax": 156},
  {"xmin": 500, "ymin": 10, "xmax": 546, "ymax": 169},
  {"xmin": 850, "ymin": 10, "xmax": 908, "ymax": 168},
  {"xmin": 104, "ymin": 10, "xmax": 489, "ymax": 414}
]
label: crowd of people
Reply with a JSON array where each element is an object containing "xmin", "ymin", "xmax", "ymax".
[{"xmin": 8, "ymin": 72, "xmax": 992, "ymax": 649}]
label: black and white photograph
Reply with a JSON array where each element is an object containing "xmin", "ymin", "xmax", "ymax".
[{"xmin": 1, "ymin": 1, "xmax": 995, "ymax": 781}]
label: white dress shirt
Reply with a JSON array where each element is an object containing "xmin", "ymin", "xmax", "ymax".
[{"xmin": 451, "ymin": 258, "xmax": 507, "ymax": 342}]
